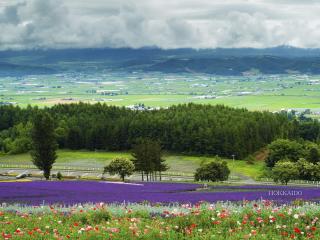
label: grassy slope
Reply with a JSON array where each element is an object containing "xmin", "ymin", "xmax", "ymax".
[{"xmin": 0, "ymin": 150, "xmax": 264, "ymax": 178}]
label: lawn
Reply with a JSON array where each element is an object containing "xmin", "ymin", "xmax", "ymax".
[{"xmin": 0, "ymin": 150, "xmax": 264, "ymax": 179}]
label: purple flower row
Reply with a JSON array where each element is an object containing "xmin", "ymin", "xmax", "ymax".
[{"xmin": 0, "ymin": 181, "xmax": 319, "ymax": 205}]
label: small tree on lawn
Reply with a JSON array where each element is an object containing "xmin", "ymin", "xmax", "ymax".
[
  {"xmin": 272, "ymin": 160, "xmax": 299, "ymax": 185},
  {"xmin": 30, "ymin": 112, "xmax": 57, "ymax": 180},
  {"xmin": 104, "ymin": 158, "xmax": 135, "ymax": 182},
  {"xmin": 194, "ymin": 160, "xmax": 230, "ymax": 182}
]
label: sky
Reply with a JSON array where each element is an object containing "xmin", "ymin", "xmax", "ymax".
[{"xmin": 0, "ymin": 0, "xmax": 319, "ymax": 50}]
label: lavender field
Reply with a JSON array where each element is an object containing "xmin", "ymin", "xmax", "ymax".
[{"xmin": 0, "ymin": 181, "xmax": 319, "ymax": 205}]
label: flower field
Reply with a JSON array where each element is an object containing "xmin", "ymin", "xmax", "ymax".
[
  {"xmin": 0, "ymin": 181, "xmax": 320, "ymax": 205},
  {"xmin": 1, "ymin": 181, "xmax": 320, "ymax": 239},
  {"xmin": 1, "ymin": 201, "xmax": 320, "ymax": 239}
]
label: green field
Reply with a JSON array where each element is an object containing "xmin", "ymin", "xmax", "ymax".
[
  {"xmin": 11, "ymin": 95, "xmax": 320, "ymax": 111},
  {"xmin": 1, "ymin": 73, "xmax": 320, "ymax": 111},
  {"xmin": 0, "ymin": 150, "xmax": 264, "ymax": 179}
]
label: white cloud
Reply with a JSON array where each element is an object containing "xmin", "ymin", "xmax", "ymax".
[{"xmin": 0, "ymin": 0, "xmax": 320, "ymax": 49}]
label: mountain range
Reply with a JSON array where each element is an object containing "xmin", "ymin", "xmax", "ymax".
[{"xmin": 1, "ymin": 46, "xmax": 320, "ymax": 76}]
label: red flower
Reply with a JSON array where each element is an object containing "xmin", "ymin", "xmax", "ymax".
[
  {"xmin": 251, "ymin": 230, "xmax": 257, "ymax": 236},
  {"xmin": 2, "ymin": 232, "xmax": 12, "ymax": 239},
  {"xmin": 311, "ymin": 226, "xmax": 316, "ymax": 232},
  {"xmin": 294, "ymin": 228, "xmax": 301, "ymax": 234},
  {"xmin": 212, "ymin": 220, "xmax": 221, "ymax": 225}
]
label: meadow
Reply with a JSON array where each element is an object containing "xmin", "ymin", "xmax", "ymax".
[{"xmin": 0, "ymin": 150, "xmax": 265, "ymax": 179}]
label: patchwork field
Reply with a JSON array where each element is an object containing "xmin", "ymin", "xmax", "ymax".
[{"xmin": 1, "ymin": 73, "xmax": 320, "ymax": 113}]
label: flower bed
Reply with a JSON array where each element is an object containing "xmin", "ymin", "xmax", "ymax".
[{"xmin": 0, "ymin": 201, "xmax": 320, "ymax": 239}]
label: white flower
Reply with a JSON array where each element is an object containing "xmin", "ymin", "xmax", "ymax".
[{"xmin": 294, "ymin": 214, "xmax": 299, "ymax": 219}]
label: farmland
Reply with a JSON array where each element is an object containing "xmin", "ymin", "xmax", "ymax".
[{"xmin": 1, "ymin": 72, "xmax": 320, "ymax": 113}]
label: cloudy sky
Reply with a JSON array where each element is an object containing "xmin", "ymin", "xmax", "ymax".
[{"xmin": 0, "ymin": 0, "xmax": 320, "ymax": 50}]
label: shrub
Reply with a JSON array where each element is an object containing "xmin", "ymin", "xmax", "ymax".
[
  {"xmin": 245, "ymin": 155, "xmax": 255, "ymax": 165},
  {"xmin": 57, "ymin": 172, "xmax": 63, "ymax": 180},
  {"xmin": 71, "ymin": 209, "xmax": 111, "ymax": 225}
]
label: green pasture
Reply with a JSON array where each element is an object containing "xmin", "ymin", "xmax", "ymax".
[{"xmin": 0, "ymin": 150, "xmax": 264, "ymax": 179}]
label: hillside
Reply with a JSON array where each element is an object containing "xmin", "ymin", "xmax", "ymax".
[{"xmin": 1, "ymin": 47, "xmax": 320, "ymax": 76}]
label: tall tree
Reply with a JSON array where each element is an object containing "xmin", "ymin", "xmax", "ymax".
[
  {"xmin": 151, "ymin": 141, "xmax": 168, "ymax": 181},
  {"xmin": 30, "ymin": 112, "xmax": 57, "ymax": 180},
  {"xmin": 131, "ymin": 139, "xmax": 168, "ymax": 181}
]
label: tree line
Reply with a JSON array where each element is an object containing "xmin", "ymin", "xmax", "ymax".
[{"xmin": 0, "ymin": 103, "xmax": 319, "ymax": 159}]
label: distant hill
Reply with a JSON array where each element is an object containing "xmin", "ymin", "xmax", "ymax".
[
  {"xmin": 0, "ymin": 62, "xmax": 56, "ymax": 76},
  {"xmin": 0, "ymin": 46, "xmax": 320, "ymax": 76},
  {"xmin": 143, "ymin": 56, "xmax": 320, "ymax": 75}
]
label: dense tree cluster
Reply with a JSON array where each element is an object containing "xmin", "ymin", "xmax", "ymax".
[
  {"xmin": 131, "ymin": 139, "xmax": 168, "ymax": 181},
  {"xmin": 272, "ymin": 158, "xmax": 320, "ymax": 184},
  {"xmin": 267, "ymin": 139, "xmax": 320, "ymax": 183},
  {"xmin": 266, "ymin": 139, "xmax": 320, "ymax": 168},
  {"xmin": 0, "ymin": 103, "xmax": 319, "ymax": 159}
]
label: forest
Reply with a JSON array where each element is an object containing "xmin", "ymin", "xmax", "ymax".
[{"xmin": 0, "ymin": 103, "xmax": 319, "ymax": 159}]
